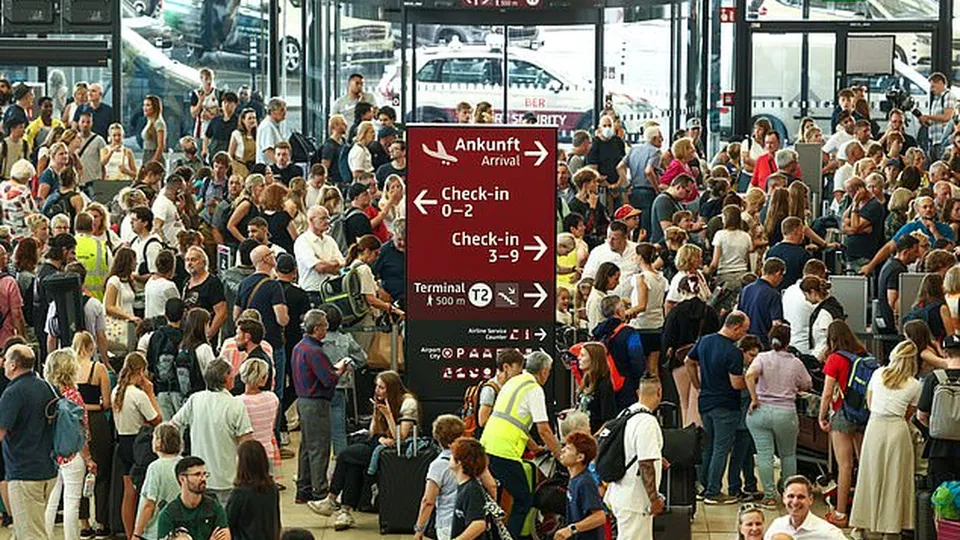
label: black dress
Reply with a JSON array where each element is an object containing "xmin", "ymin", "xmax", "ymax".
[
  {"xmin": 264, "ymin": 209, "xmax": 295, "ymax": 254},
  {"xmin": 226, "ymin": 483, "xmax": 281, "ymax": 540}
]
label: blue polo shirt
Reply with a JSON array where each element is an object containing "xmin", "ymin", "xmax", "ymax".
[
  {"xmin": 73, "ymin": 102, "xmax": 114, "ymax": 139},
  {"xmin": 892, "ymin": 219, "xmax": 955, "ymax": 244},
  {"xmin": 688, "ymin": 333, "xmax": 743, "ymax": 413},
  {"xmin": 738, "ymin": 278, "xmax": 783, "ymax": 346},
  {"xmin": 765, "ymin": 241, "xmax": 812, "ymax": 291},
  {"xmin": 0, "ymin": 372, "xmax": 57, "ymax": 481}
]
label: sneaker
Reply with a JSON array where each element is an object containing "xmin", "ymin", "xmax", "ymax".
[
  {"xmin": 333, "ymin": 508, "xmax": 355, "ymax": 531},
  {"xmin": 825, "ymin": 511, "xmax": 848, "ymax": 528},
  {"xmin": 704, "ymin": 494, "xmax": 740, "ymax": 505},
  {"xmin": 295, "ymin": 492, "xmax": 322, "ymax": 504},
  {"xmin": 758, "ymin": 496, "xmax": 779, "ymax": 509},
  {"xmin": 695, "ymin": 487, "xmax": 706, "ymax": 501},
  {"xmin": 739, "ymin": 491, "xmax": 763, "ymax": 502},
  {"xmin": 307, "ymin": 498, "xmax": 340, "ymax": 517},
  {"xmin": 93, "ymin": 528, "xmax": 111, "ymax": 539},
  {"xmin": 279, "ymin": 447, "xmax": 295, "ymax": 459},
  {"xmin": 2, "ymin": 515, "xmax": 12, "ymax": 528},
  {"xmin": 279, "ymin": 432, "xmax": 291, "ymax": 447},
  {"xmin": 80, "ymin": 528, "xmax": 96, "ymax": 539}
]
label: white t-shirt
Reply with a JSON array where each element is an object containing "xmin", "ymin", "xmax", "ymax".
[
  {"xmin": 132, "ymin": 234, "xmax": 165, "ymax": 275},
  {"xmin": 348, "ymin": 144, "xmax": 373, "ymax": 175},
  {"xmin": 107, "ymin": 275, "xmax": 136, "ymax": 317},
  {"xmin": 306, "ymin": 184, "xmax": 323, "ymax": 208},
  {"xmin": 144, "ymin": 277, "xmax": 179, "ymax": 319},
  {"xmin": 833, "ymin": 162, "xmax": 855, "ymax": 192},
  {"xmin": 256, "ymin": 118, "xmax": 287, "ymax": 165},
  {"xmin": 195, "ymin": 343, "xmax": 216, "ymax": 374},
  {"xmin": 712, "ymin": 229, "xmax": 752, "ymax": 275},
  {"xmin": 783, "ymin": 283, "xmax": 815, "ymax": 355},
  {"xmin": 585, "ymin": 288, "xmax": 610, "ymax": 333},
  {"xmin": 112, "ymin": 385, "xmax": 159, "ymax": 435},
  {"xmin": 630, "ymin": 270, "xmax": 668, "ymax": 330},
  {"xmin": 867, "ymin": 367, "xmax": 921, "ymax": 418},
  {"xmin": 604, "ymin": 404, "xmax": 662, "ymax": 513},
  {"xmin": 151, "ymin": 195, "xmax": 184, "ymax": 245},
  {"xmin": 823, "ymin": 129, "xmax": 854, "ymax": 157}
]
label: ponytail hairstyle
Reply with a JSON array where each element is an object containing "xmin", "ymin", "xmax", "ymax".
[
  {"xmin": 345, "ymin": 234, "xmax": 382, "ymax": 265},
  {"xmin": 635, "ymin": 242, "xmax": 659, "ymax": 265},
  {"xmin": 114, "ymin": 352, "xmax": 147, "ymax": 413},
  {"xmin": 799, "ymin": 276, "xmax": 830, "ymax": 300},
  {"xmin": 883, "ymin": 340, "xmax": 918, "ymax": 389},
  {"xmin": 768, "ymin": 322, "xmax": 792, "ymax": 351}
]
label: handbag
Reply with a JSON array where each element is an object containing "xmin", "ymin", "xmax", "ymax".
[
  {"xmin": 105, "ymin": 316, "xmax": 132, "ymax": 353},
  {"xmin": 367, "ymin": 325, "xmax": 403, "ymax": 371}
]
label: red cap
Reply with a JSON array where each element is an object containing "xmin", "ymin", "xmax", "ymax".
[{"xmin": 614, "ymin": 204, "xmax": 642, "ymax": 221}]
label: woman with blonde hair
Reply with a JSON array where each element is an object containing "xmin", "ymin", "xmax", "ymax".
[
  {"xmin": 35, "ymin": 124, "xmax": 66, "ymax": 176},
  {"xmin": 849, "ymin": 340, "xmax": 921, "ymax": 539},
  {"xmin": 886, "ymin": 187, "xmax": 913, "ymax": 239},
  {"xmin": 348, "ymin": 121, "xmax": 376, "ymax": 180},
  {"xmin": 42, "ymin": 347, "xmax": 94, "ymax": 540},
  {"xmin": 112, "ymin": 352, "xmax": 161, "ymax": 539},
  {"xmin": 379, "ymin": 174, "xmax": 406, "ymax": 232},
  {"xmin": 665, "ymin": 243, "xmax": 710, "ymax": 311},
  {"xmin": 62, "ymin": 82, "xmax": 88, "ymax": 127},
  {"xmin": 944, "ymin": 265, "xmax": 960, "ymax": 331},
  {"xmin": 286, "ymin": 176, "xmax": 308, "ymax": 234},
  {"xmin": 141, "ymin": 95, "xmax": 166, "ymax": 164},
  {"xmin": 37, "ymin": 140, "xmax": 72, "ymax": 202},
  {"xmin": 101, "ymin": 123, "xmax": 137, "ymax": 181},
  {"xmin": 237, "ymin": 358, "xmax": 282, "ymax": 476},
  {"xmin": 660, "ymin": 137, "xmax": 699, "ymax": 202},
  {"xmin": 50, "ymin": 212, "xmax": 71, "ymax": 236},
  {"xmin": 321, "ymin": 184, "xmax": 343, "ymax": 216},
  {"xmin": 227, "ymin": 173, "xmax": 265, "ymax": 244},
  {"xmin": 72, "ymin": 330, "xmax": 113, "ymax": 537},
  {"xmin": 86, "ymin": 201, "xmax": 121, "ymax": 252}
]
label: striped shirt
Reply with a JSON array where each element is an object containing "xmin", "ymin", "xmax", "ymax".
[{"xmin": 237, "ymin": 391, "xmax": 280, "ymax": 470}]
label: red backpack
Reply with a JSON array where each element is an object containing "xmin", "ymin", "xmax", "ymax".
[
  {"xmin": 568, "ymin": 323, "xmax": 627, "ymax": 392},
  {"xmin": 461, "ymin": 378, "xmax": 502, "ymax": 438}
]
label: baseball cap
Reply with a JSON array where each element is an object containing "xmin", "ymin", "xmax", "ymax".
[
  {"xmin": 614, "ymin": 204, "xmax": 642, "ymax": 221},
  {"xmin": 686, "ymin": 118, "xmax": 701, "ymax": 129},
  {"xmin": 944, "ymin": 334, "xmax": 960, "ymax": 351},
  {"xmin": 276, "ymin": 253, "xmax": 296, "ymax": 274},
  {"xmin": 12, "ymin": 83, "xmax": 30, "ymax": 102},
  {"xmin": 347, "ymin": 182, "xmax": 368, "ymax": 200},
  {"xmin": 377, "ymin": 125, "xmax": 399, "ymax": 140}
]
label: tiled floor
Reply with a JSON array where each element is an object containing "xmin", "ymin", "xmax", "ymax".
[{"xmin": 1, "ymin": 432, "xmax": 843, "ymax": 539}]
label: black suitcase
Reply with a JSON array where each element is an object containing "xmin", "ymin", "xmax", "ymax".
[
  {"xmin": 916, "ymin": 475, "xmax": 935, "ymax": 540},
  {"xmin": 378, "ymin": 419, "xmax": 440, "ymax": 534},
  {"xmin": 653, "ymin": 468, "xmax": 693, "ymax": 540}
]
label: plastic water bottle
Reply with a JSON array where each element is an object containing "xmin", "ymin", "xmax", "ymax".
[{"xmin": 83, "ymin": 472, "xmax": 95, "ymax": 498}]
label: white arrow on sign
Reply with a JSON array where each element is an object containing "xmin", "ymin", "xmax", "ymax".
[
  {"xmin": 523, "ymin": 235, "xmax": 547, "ymax": 261},
  {"xmin": 523, "ymin": 282, "xmax": 548, "ymax": 309},
  {"xmin": 414, "ymin": 189, "xmax": 438, "ymax": 215},
  {"xmin": 523, "ymin": 140, "xmax": 548, "ymax": 167},
  {"xmin": 534, "ymin": 328, "xmax": 547, "ymax": 342}
]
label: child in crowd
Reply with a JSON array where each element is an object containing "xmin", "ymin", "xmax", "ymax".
[
  {"xmin": 557, "ymin": 288, "xmax": 574, "ymax": 326},
  {"xmin": 730, "ymin": 335, "xmax": 762, "ymax": 502},
  {"xmin": 449, "ymin": 437, "xmax": 493, "ymax": 540},
  {"xmin": 574, "ymin": 278, "xmax": 594, "ymax": 330},
  {"xmin": 557, "ymin": 233, "xmax": 580, "ymax": 293},
  {"xmin": 555, "ymin": 432, "xmax": 606, "ymax": 540},
  {"xmin": 133, "ymin": 423, "xmax": 183, "ymax": 540}
]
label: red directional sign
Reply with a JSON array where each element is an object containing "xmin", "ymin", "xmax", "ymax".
[{"xmin": 406, "ymin": 124, "xmax": 557, "ymax": 402}]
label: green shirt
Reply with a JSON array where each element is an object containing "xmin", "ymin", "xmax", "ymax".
[{"xmin": 156, "ymin": 494, "xmax": 228, "ymax": 540}]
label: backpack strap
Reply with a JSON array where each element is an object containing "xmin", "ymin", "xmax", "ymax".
[
  {"xmin": 934, "ymin": 369, "xmax": 949, "ymax": 385},
  {"xmin": 244, "ymin": 276, "xmax": 272, "ymax": 310},
  {"xmin": 77, "ymin": 134, "xmax": 97, "ymax": 160}
]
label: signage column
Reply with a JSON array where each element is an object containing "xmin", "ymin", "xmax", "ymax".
[{"xmin": 406, "ymin": 125, "xmax": 557, "ymax": 418}]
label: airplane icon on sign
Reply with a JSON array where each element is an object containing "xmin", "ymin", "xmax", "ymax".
[{"xmin": 422, "ymin": 141, "xmax": 458, "ymax": 165}]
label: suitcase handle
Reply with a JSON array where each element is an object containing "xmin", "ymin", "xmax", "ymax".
[{"xmin": 396, "ymin": 417, "xmax": 418, "ymax": 458}]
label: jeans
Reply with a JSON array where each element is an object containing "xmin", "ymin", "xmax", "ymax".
[
  {"xmin": 296, "ymin": 397, "xmax": 332, "ymax": 498},
  {"xmin": 331, "ymin": 388, "xmax": 348, "ymax": 456},
  {"xmin": 728, "ymin": 429, "xmax": 758, "ymax": 495},
  {"xmin": 699, "ymin": 407, "xmax": 740, "ymax": 497},
  {"xmin": 488, "ymin": 455, "xmax": 532, "ymax": 539},
  {"xmin": 330, "ymin": 438, "xmax": 376, "ymax": 509},
  {"xmin": 629, "ymin": 187, "xmax": 657, "ymax": 236},
  {"xmin": 9, "ymin": 478, "xmax": 56, "ymax": 540},
  {"xmin": 745, "ymin": 405, "xmax": 799, "ymax": 495},
  {"xmin": 272, "ymin": 348, "xmax": 287, "ymax": 440},
  {"xmin": 45, "ymin": 456, "xmax": 85, "ymax": 540}
]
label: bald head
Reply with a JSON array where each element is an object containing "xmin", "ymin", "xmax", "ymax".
[
  {"xmin": 770, "ymin": 534, "xmax": 794, "ymax": 540},
  {"xmin": 250, "ymin": 245, "xmax": 274, "ymax": 269},
  {"xmin": 4, "ymin": 344, "xmax": 35, "ymax": 376}
]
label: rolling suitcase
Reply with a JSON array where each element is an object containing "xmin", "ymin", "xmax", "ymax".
[
  {"xmin": 916, "ymin": 475, "xmax": 936, "ymax": 540},
  {"xmin": 653, "ymin": 468, "xmax": 693, "ymax": 540},
  {"xmin": 377, "ymin": 419, "xmax": 440, "ymax": 534}
]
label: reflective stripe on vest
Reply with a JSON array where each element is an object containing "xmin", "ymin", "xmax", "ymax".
[
  {"xmin": 75, "ymin": 235, "xmax": 109, "ymax": 301},
  {"xmin": 480, "ymin": 372, "xmax": 538, "ymax": 461}
]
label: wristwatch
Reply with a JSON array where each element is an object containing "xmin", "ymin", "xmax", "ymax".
[
  {"xmin": 568, "ymin": 524, "xmax": 578, "ymax": 534},
  {"xmin": 413, "ymin": 524, "xmax": 426, "ymax": 533}
]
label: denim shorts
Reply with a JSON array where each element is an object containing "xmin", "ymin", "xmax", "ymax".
[{"xmin": 829, "ymin": 408, "xmax": 862, "ymax": 434}]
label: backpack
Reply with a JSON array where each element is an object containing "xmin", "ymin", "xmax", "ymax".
[
  {"xmin": 902, "ymin": 300, "xmax": 947, "ymax": 340},
  {"xmin": 595, "ymin": 407, "xmax": 654, "ymax": 483},
  {"xmin": 836, "ymin": 351, "xmax": 880, "ymax": 426},
  {"xmin": 930, "ymin": 370, "xmax": 960, "ymax": 441},
  {"xmin": 462, "ymin": 379, "xmax": 502, "ymax": 438},
  {"xmin": 330, "ymin": 207, "xmax": 362, "ymax": 254},
  {"xmin": 318, "ymin": 266, "xmax": 370, "ymax": 326},
  {"xmin": 130, "ymin": 426, "xmax": 158, "ymax": 494},
  {"xmin": 148, "ymin": 325, "xmax": 182, "ymax": 393},
  {"xmin": 42, "ymin": 189, "xmax": 78, "ymax": 220},
  {"xmin": 175, "ymin": 347, "xmax": 205, "ymax": 397},
  {"xmin": 44, "ymin": 380, "xmax": 87, "ymax": 460},
  {"xmin": 137, "ymin": 236, "xmax": 166, "ymax": 275},
  {"xmin": 338, "ymin": 142, "xmax": 354, "ymax": 185}
]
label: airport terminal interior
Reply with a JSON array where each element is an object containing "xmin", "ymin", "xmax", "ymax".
[{"xmin": 3, "ymin": 0, "xmax": 960, "ymax": 539}]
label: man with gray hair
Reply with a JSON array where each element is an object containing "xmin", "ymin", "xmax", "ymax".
[
  {"xmin": 480, "ymin": 351, "xmax": 562, "ymax": 538},
  {"xmin": 619, "ymin": 125, "xmax": 663, "ymax": 234},
  {"xmin": 594, "ymin": 294, "xmax": 649, "ymax": 408},
  {"xmin": 171, "ymin": 357, "xmax": 254, "ymax": 505},
  {"xmin": 930, "ymin": 160, "xmax": 951, "ymax": 185},
  {"xmin": 295, "ymin": 309, "xmax": 349, "ymax": 506},
  {"xmin": 294, "ymin": 206, "xmax": 344, "ymax": 304},
  {"xmin": 72, "ymin": 82, "xmax": 112, "ymax": 139},
  {"xmin": 833, "ymin": 140, "xmax": 864, "ymax": 193},
  {"xmin": 257, "ymin": 97, "xmax": 288, "ymax": 165},
  {"xmin": 774, "ymin": 148, "xmax": 801, "ymax": 184}
]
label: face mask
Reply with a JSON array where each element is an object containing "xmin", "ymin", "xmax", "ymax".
[
  {"xmin": 372, "ymin": 120, "xmax": 382, "ymax": 133},
  {"xmin": 601, "ymin": 127, "xmax": 613, "ymax": 139}
]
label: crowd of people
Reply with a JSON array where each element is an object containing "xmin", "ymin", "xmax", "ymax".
[{"xmin": 0, "ymin": 61, "xmax": 957, "ymax": 540}]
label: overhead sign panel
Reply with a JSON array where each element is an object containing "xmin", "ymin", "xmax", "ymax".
[{"xmin": 406, "ymin": 124, "xmax": 556, "ymax": 402}]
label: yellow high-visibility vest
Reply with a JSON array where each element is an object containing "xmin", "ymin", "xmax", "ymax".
[
  {"xmin": 75, "ymin": 235, "xmax": 109, "ymax": 300},
  {"xmin": 480, "ymin": 372, "xmax": 539, "ymax": 461}
]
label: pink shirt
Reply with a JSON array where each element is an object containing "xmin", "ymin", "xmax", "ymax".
[
  {"xmin": 237, "ymin": 391, "xmax": 280, "ymax": 469},
  {"xmin": 0, "ymin": 274, "xmax": 23, "ymax": 347},
  {"xmin": 220, "ymin": 338, "xmax": 274, "ymax": 377},
  {"xmin": 751, "ymin": 350, "xmax": 813, "ymax": 410}
]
